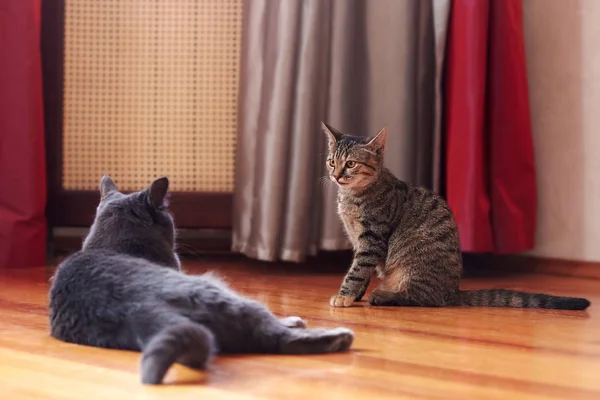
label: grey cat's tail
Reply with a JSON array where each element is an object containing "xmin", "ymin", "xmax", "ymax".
[
  {"xmin": 140, "ymin": 322, "xmax": 216, "ymax": 385},
  {"xmin": 458, "ymin": 289, "xmax": 590, "ymax": 310}
]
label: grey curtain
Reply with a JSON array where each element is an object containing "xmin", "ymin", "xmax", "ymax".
[{"xmin": 232, "ymin": 0, "xmax": 451, "ymax": 262}]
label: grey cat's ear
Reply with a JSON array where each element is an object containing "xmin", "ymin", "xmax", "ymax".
[
  {"xmin": 364, "ymin": 126, "xmax": 388, "ymax": 154},
  {"xmin": 321, "ymin": 122, "xmax": 342, "ymax": 149},
  {"xmin": 100, "ymin": 175, "xmax": 118, "ymax": 200},
  {"xmin": 148, "ymin": 177, "xmax": 169, "ymax": 209}
]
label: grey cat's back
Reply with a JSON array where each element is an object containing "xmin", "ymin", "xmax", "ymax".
[{"xmin": 50, "ymin": 249, "xmax": 175, "ymax": 348}]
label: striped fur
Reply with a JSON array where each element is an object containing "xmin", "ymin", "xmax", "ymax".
[{"xmin": 322, "ymin": 123, "xmax": 590, "ymax": 311}]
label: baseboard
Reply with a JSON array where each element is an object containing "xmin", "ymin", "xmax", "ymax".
[
  {"xmin": 50, "ymin": 227, "xmax": 352, "ymax": 272},
  {"xmin": 51, "ymin": 227, "xmax": 233, "ymax": 257},
  {"xmin": 50, "ymin": 230, "xmax": 600, "ymax": 280},
  {"xmin": 462, "ymin": 253, "xmax": 600, "ymax": 280}
]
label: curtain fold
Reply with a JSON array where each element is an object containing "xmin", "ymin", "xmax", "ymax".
[
  {"xmin": 233, "ymin": 0, "xmax": 451, "ymax": 262},
  {"xmin": 233, "ymin": 0, "xmax": 333, "ymax": 261},
  {"xmin": 444, "ymin": 0, "xmax": 536, "ymax": 254},
  {"xmin": 431, "ymin": 0, "xmax": 452, "ymax": 192},
  {"xmin": 0, "ymin": 0, "xmax": 47, "ymax": 268}
]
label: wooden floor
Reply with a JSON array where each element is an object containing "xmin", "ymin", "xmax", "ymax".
[{"xmin": 1, "ymin": 257, "xmax": 600, "ymax": 399}]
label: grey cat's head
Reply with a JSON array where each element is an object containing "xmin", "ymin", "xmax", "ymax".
[
  {"xmin": 82, "ymin": 175, "xmax": 180, "ymax": 270},
  {"xmin": 322, "ymin": 122, "xmax": 388, "ymax": 192}
]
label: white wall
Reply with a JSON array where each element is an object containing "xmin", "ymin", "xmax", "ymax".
[{"xmin": 523, "ymin": 0, "xmax": 600, "ymax": 261}]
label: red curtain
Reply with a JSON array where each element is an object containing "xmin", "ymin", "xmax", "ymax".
[
  {"xmin": 0, "ymin": 0, "xmax": 47, "ymax": 268},
  {"xmin": 444, "ymin": 0, "xmax": 536, "ymax": 254}
]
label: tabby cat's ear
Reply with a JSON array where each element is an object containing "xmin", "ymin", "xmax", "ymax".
[
  {"xmin": 148, "ymin": 177, "xmax": 169, "ymax": 209},
  {"xmin": 364, "ymin": 126, "xmax": 388, "ymax": 154},
  {"xmin": 321, "ymin": 122, "xmax": 342, "ymax": 149},
  {"xmin": 100, "ymin": 175, "xmax": 118, "ymax": 200}
]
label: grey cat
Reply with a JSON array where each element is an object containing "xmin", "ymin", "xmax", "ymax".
[
  {"xmin": 322, "ymin": 122, "xmax": 590, "ymax": 310},
  {"xmin": 49, "ymin": 176, "xmax": 354, "ymax": 385}
]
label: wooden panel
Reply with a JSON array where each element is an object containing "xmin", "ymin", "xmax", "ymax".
[
  {"xmin": 61, "ymin": 0, "xmax": 242, "ymax": 192},
  {"xmin": 41, "ymin": 0, "xmax": 65, "ymax": 200},
  {"xmin": 51, "ymin": 227, "xmax": 234, "ymax": 256},
  {"xmin": 1, "ymin": 259, "xmax": 599, "ymax": 399},
  {"xmin": 47, "ymin": 190, "xmax": 232, "ymax": 229},
  {"xmin": 41, "ymin": 0, "xmax": 237, "ymax": 235}
]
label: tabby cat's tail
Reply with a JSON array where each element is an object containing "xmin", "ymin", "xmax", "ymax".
[
  {"xmin": 458, "ymin": 289, "xmax": 590, "ymax": 310},
  {"xmin": 140, "ymin": 322, "xmax": 216, "ymax": 384}
]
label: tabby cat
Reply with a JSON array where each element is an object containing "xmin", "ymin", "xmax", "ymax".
[
  {"xmin": 322, "ymin": 122, "xmax": 590, "ymax": 310},
  {"xmin": 49, "ymin": 176, "xmax": 354, "ymax": 385}
]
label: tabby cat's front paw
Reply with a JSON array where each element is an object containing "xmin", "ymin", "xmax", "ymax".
[{"xmin": 330, "ymin": 294, "xmax": 354, "ymax": 307}]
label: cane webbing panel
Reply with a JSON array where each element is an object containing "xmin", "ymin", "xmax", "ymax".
[{"xmin": 62, "ymin": 0, "xmax": 242, "ymax": 192}]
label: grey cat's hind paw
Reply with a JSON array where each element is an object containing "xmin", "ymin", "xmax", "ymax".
[
  {"xmin": 279, "ymin": 316, "xmax": 307, "ymax": 329},
  {"xmin": 280, "ymin": 327, "xmax": 354, "ymax": 354},
  {"xmin": 322, "ymin": 327, "xmax": 354, "ymax": 352}
]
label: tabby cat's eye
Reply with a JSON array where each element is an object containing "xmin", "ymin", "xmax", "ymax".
[
  {"xmin": 328, "ymin": 159, "xmax": 335, "ymax": 167},
  {"xmin": 346, "ymin": 161, "xmax": 357, "ymax": 168}
]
